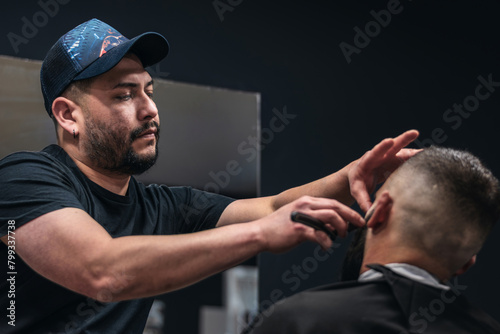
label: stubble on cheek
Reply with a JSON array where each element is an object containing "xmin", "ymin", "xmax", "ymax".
[
  {"xmin": 83, "ymin": 116, "xmax": 160, "ymax": 175},
  {"xmin": 84, "ymin": 117, "xmax": 131, "ymax": 171}
]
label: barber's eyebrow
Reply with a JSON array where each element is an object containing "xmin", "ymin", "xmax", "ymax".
[{"xmin": 112, "ymin": 79, "xmax": 154, "ymax": 89}]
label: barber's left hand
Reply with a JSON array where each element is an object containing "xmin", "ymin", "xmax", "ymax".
[{"xmin": 348, "ymin": 130, "xmax": 421, "ymax": 213}]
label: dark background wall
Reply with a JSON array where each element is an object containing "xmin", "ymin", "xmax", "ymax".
[{"xmin": 1, "ymin": 1, "xmax": 499, "ymax": 333}]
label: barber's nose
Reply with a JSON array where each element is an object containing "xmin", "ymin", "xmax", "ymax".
[{"xmin": 138, "ymin": 93, "xmax": 158, "ymax": 120}]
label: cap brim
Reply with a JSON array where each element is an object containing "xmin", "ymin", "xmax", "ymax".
[{"xmin": 74, "ymin": 32, "xmax": 169, "ymax": 81}]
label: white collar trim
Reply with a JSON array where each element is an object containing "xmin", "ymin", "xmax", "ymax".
[{"xmin": 358, "ymin": 263, "xmax": 450, "ymax": 290}]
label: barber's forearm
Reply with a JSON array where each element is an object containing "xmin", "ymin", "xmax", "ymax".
[
  {"xmin": 216, "ymin": 162, "xmax": 357, "ymax": 227},
  {"xmin": 271, "ymin": 162, "xmax": 356, "ymax": 210},
  {"xmin": 95, "ymin": 223, "xmax": 263, "ymax": 301}
]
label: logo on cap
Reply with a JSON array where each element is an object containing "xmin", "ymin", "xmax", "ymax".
[{"xmin": 62, "ymin": 19, "xmax": 128, "ymax": 70}]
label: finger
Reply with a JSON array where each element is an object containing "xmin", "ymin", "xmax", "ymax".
[
  {"xmin": 393, "ymin": 129, "xmax": 419, "ymax": 146},
  {"xmin": 351, "ymin": 187, "xmax": 373, "ymax": 213},
  {"xmin": 359, "ymin": 198, "xmax": 373, "ymax": 214},
  {"xmin": 314, "ymin": 230, "xmax": 333, "ymax": 250},
  {"xmin": 387, "ymin": 130, "xmax": 419, "ymax": 154},
  {"xmin": 300, "ymin": 208, "xmax": 360, "ymax": 238},
  {"xmin": 329, "ymin": 202, "xmax": 366, "ymax": 228},
  {"xmin": 350, "ymin": 181, "xmax": 373, "ymax": 213},
  {"xmin": 371, "ymin": 131, "xmax": 419, "ymax": 171},
  {"xmin": 295, "ymin": 209, "xmax": 346, "ymax": 236},
  {"xmin": 366, "ymin": 138, "xmax": 396, "ymax": 165},
  {"xmin": 395, "ymin": 148, "xmax": 423, "ymax": 161},
  {"xmin": 303, "ymin": 198, "xmax": 366, "ymax": 228},
  {"xmin": 364, "ymin": 130, "xmax": 419, "ymax": 166},
  {"xmin": 318, "ymin": 209, "xmax": 349, "ymax": 237},
  {"xmin": 379, "ymin": 130, "xmax": 419, "ymax": 161},
  {"xmin": 295, "ymin": 223, "xmax": 332, "ymax": 249}
]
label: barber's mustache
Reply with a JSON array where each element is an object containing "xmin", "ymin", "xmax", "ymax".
[{"xmin": 130, "ymin": 121, "xmax": 160, "ymax": 142}]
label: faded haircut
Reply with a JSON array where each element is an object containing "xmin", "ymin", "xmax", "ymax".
[
  {"xmin": 63, "ymin": 78, "xmax": 94, "ymax": 102},
  {"xmin": 391, "ymin": 146, "xmax": 500, "ymax": 272}
]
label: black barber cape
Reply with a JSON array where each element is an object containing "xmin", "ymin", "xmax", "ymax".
[{"xmin": 244, "ymin": 264, "xmax": 500, "ymax": 334}]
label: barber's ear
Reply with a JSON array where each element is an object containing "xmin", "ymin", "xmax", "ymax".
[
  {"xmin": 454, "ymin": 255, "xmax": 477, "ymax": 276},
  {"xmin": 366, "ymin": 191, "xmax": 393, "ymax": 230},
  {"xmin": 52, "ymin": 96, "xmax": 81, "ymax": 135}
]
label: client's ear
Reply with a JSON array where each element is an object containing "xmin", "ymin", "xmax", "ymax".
[
  {"xmin": 366, "ymin": 191, "xmax": 393, "ymax": 230},
  {"xmin": 454, "ymin": 255, "xmax": 477, "ymax": 276}
]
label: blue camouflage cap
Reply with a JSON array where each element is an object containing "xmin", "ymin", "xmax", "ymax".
[{"xmin": 40, "ymin": 18, "xmax": 169, "ymax": 116}]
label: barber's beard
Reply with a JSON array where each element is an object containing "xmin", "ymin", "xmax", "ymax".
[{"xmin": 83, "ymin": 117, "xmax": 160, "ymax": 176}]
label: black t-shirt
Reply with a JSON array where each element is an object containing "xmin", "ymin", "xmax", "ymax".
[{"xmin": 0, "ymin": 145, "xmax": 235, "ymax": 333}]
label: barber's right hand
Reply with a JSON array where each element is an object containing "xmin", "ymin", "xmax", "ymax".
[{"xmin": 254, "ymin": 195, "xmax": 365, "ymax": 253}]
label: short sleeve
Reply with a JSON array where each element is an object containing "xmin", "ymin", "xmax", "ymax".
[
  {"xmin": 171, "ymin": 186, "xmax": 235, "ymax": 233},
  {"xmin": 144, "ymin": 184, "xmax": 235, "ymax": 234},
  {"xmin": 0, "ymin": 151, "xmax": 85, "ymax": 236}
]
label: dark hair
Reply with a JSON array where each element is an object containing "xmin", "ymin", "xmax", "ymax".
[
  {"xmin": 341, "ymin": 146, "xmax": 500, "ymax": 279},
  {"xmin": 51, "ymin": 77, "xmax": 96, "ymax": 128},
  {"xmin": 340, "ymin": 227, "xmax": 367, "ymax": 281},
  {"xmin": 62, "ymin": 77, "xmax": 96, "ymax": 105},
  {"xmin": 391, "ymin": 146, "xmax": 500, "ymax": 274},
  {"xmin": 404, "ymin": 146, "xmax": 500, "ymax": 239}
]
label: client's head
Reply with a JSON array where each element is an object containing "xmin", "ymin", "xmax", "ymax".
[{"xmin": 361, "ymin": 146, "xmax": 500, "ymax": 281}]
